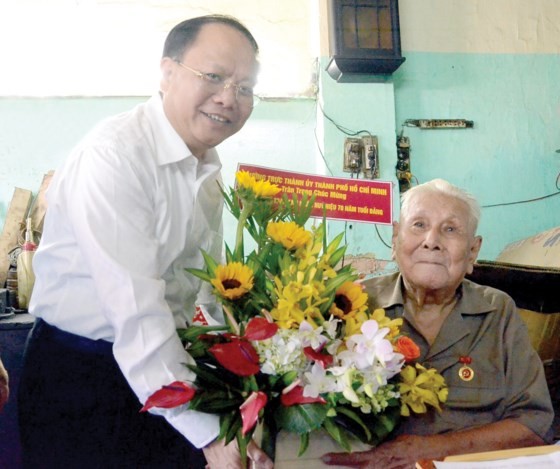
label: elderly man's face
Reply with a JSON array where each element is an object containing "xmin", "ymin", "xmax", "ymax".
[{"xmin": 393, "ymin": 192, "xmax": 482, "ymax": 295}]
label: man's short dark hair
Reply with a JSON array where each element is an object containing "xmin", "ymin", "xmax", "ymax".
[{"xmin": 162, "ymin": 15, "xmax": 259, "ymax": 60}]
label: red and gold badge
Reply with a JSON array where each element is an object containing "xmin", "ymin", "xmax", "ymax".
[{"xmin": 458, "ymin": 356, "xmax": 474, "ymax": 381}]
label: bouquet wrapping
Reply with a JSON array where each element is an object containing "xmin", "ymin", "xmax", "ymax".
[{"xmin": 142, "ymin": 170, "xmax": 448, "ymax": 467}]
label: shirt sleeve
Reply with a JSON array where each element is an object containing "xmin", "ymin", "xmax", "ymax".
[
  {"xmin": 501, "ymin": 300, "xmax": 555, "ymax": 441},
  {"xmin": 63, "ymin": 146, "xmax": 220, "ymax": 448}
]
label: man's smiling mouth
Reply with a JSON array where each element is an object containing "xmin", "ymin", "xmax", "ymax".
[{"xmin": 203, "ymin": 111, "xmax": 231, "ymax": 124}]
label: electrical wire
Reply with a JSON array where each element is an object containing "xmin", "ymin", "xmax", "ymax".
[
  {"xmin": 313, "ymin": 125, "xmax": 334, "ymax": 176},
  {"xmin": 482, "ymin": 171, "xmax": 560, "ymax": 208},
  {"xmin": 401, "ymin": 121, "xmax": 560, "ymax": 208},
  {"xmin": 316, "ymin": 102, "xmax": 396, "ymax": 251},
  {"xmin": 319, "ymin": 102, "xmax": 374, "ymax": 138},
  {"xmin": 375, "ymin": 224, "xmax": 392, "ymax": 248}
]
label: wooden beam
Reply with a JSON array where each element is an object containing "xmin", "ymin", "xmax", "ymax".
[
  {"xmin": 28, "ymin": 170, "xmax": 55, "ymax": 235},
  {"xmin": 0, "ymin": 188, "xmax": 33, "ymax": 287}
]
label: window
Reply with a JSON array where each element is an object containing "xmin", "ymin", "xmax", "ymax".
[{"xmin": 0, "ymin": 0, "xmax": 316, "ymax": 97}]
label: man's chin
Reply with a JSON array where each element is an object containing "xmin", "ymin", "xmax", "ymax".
[{"xmin": 408, "ymin": 266, "xmax": 449, "ymax": 290}]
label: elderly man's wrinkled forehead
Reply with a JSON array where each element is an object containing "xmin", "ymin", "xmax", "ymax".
[{"xmin": 401, "ymin": 190, "xmax": 478, "ymax": 236}]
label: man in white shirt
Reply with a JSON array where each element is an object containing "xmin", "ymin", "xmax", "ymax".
[{"xmin": 18, "ymin": 15, "xmax": 271, "ymax": 469}]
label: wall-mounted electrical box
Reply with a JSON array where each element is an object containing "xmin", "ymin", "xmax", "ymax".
[
  {"xmin": 343, "ymin": 136, "xmax": 379, "ymax": 178},
  {"xmin": 396, "ymin": 135, "xmax": 411, "ymax": 192}
]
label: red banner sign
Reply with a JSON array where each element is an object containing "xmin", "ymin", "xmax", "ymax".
[{"xmin": 237, "ymin": 164, "xmax": 393, "ymax": 225}]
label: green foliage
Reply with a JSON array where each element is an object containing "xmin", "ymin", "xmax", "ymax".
[{"xmin": 274, "ymin": 403, "xmax": 328, "ymax": 434}]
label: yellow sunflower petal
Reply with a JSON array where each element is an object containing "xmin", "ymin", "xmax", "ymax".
[
  {"xmin": 235, "ymin": 170, "xmax": 280, "ymax": 198},
  {"xmin": 267, "ymin": 221, "xmax": 311, "ymax": 250},
  {"xmin": 211, "ymin": 262, "xmax": 254, "ymax": 300}
]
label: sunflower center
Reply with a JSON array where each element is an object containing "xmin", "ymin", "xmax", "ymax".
[
  {"xmin": 334, "ymin": 294, "xmax": 352, "ymax": 315},
  {"xmin": 222, "ymin": 279, "xmax": 242, "ymax": 290}
]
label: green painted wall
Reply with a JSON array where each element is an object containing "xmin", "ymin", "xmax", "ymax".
[
  {"xmin": 0, "ymin": 97, "xmax": 145, "ymax": 219},
  {"xmin": 2, "ymin": 51, "xmax": 559, "ymax": 265},
  {"xmin": 392, "ymin": 52, "xmax": 560, "ymax": 260},
  {"xmin": 0, "ymin": 97, "xmax": 319, "ymax": 251},
  {"xmin": 318, "ymin": 58, "xmax": 398, "ymax": 262}
]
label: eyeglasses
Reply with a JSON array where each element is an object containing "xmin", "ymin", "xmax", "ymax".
[{"xmin": 176, "ymin": 61, "xmax": 259, "ymax": 107}]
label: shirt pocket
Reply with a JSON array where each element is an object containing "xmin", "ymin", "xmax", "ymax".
[{"xmin": 447, "ymin": 382, "xmax": 504, "ymax": 410}]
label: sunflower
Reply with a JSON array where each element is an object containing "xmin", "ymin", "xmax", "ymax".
[
  {"xmin": 267, "ymin": 221, "xmax": 312, "ymax": 250},
  {"xmin": 210, "ymin": 262, "xmax": 254, "ymax": 300},
  {"xmin": 329, "ymin": 281, "xmax": 368, "ymax": 320},
  {"xmin": 236, "ymin": 170, "xmax": 281, "ymax": 199}
]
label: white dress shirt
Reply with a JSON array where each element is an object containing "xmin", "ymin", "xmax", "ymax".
[{"xmin": 29, "ymin": 94, "xmax": 224, "ymax": 448}]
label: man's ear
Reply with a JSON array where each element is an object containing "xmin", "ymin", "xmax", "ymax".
[
  {"xmin": 466, "ymin": 235, "xmax": 483, "ymax": 274},
  {"xmin": 391, "ymin": 221, "xmax": 399, "ymax": 260},
  {"xmin": 160, "ymin": 57, "xmax": 175, "ymax": 92}
]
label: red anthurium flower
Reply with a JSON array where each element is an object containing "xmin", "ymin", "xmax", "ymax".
[
  {"xmin": 197, "ymin": 333, "xmax": 223, "ymax": 344},
  {"xmin": 240, "ymin": 391, "xmax": 268, "ymax": 436},
  {"xmin": 281, "ymin": 385, "xmax": 327, "ymax": 407},
  {"xmin": 303, "ymin": 346, "xmax": 334, "ymax": 367},
  {"xmin": 140, "ymin": 381, "xmax": 196, "ymax": 412},
  {"xmin": 243, "ymin": 317, "xmax": 279, "ymax": 341},
  {"xmin": 209, "ymin": 339, "xmax": 260, "ymax": 376}
]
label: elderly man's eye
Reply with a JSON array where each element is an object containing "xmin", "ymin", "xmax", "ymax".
[{"xmin": 203, "ymin": 72, "xmax": 224, "ymax": 84}]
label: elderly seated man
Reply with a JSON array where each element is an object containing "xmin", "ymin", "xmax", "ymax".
[{"xmin": 323, "ymin": 178, "xmax": 554, "ymax": 468}]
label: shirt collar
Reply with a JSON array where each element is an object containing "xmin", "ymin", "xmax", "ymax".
[
  {"xmin": 374, "ymin": 272, "xmax": 497, "ymax": 316},
  {"xmin": 145, "ymin": 94, "xmax": 221, "ymax": 171}
]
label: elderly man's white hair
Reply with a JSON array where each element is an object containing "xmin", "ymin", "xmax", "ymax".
[{"xmin": 400, "ymin": 179, "xmax": 481, "ymax": 235}]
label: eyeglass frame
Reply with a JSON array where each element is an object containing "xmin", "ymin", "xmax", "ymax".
[{"xmin": 175, "ymin": 61, "xmax": 260, "ymax": 107}]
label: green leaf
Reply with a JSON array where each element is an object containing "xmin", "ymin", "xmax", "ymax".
[
  {"xmin": 326, "ymin": 231, "xmax": 345, "ymax": 252},
  {"xmin": 190, "ymin": 392, "xmax": 241, "ymax": 413},
  {"xmin": 370, "ymin": 409, "xmax": 401, "ymax": 444},
  {"xmin": 281, "ymin": 370, "xmax": 299, "ymax": 387},
  {"xmin": 237, "ymin": 429, "xmax": 251, "ymax": 469},
  {"xmin": 323, "ymin": 271, "xmax": 358, "ymax": 297},
  {"xmin": 274, "ymin": 403, "xmax": 328, "ymax": 434},
  {"xmin": 323, "ymin": 417, "xmax": 351, "ymax": 452},
  {"xmin": 291, "ymin": 193, "xmax": 315, "ymax": 226},
  {"xmin": 186, "ymin": 362, "xmax": 242, "ymax": 391},
  {"xmin": 352, "ymin": 404, "xmax": 401, "ymax": 446},
  {"xmin": 334, "ymin": 406, "xmax": 372, "ymax": 442},
  {"xmin": 177, "ymin": 325, "xmax": 228, "ymax": 343},
  {"xmin": 201, "ymin": 249, "xmax": 219, "ymax": 273},
  {"xmin": 218, "ymin": 411, "xmax": 236, "ymax": 441},
  {"xmin": 224, "ymin": 413, "xmax": 243, "ymax": 445},
  {"xmin": 184, "ymin": 267, "xmax": 212, "ymax": 282},
  {"xmin": 329, "ymin": 245, "xmax": 348, "ymax": 268},
  {"xmin": 297, "ymin": 432, "xmax": 310, "ymax": 457}
]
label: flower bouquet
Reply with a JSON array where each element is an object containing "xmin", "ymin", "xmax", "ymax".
[{"xmin": 142, "ymin": 170, "xmax": 448, "ymax": 467}]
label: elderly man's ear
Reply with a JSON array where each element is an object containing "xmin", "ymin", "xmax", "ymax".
[
  {"xmin": 466, "ymin": 235, "xmax": 483, "ymax": 274},
  {"xmin": 391, "ymin": 221, "xmax": 400, "ymax": 260}
]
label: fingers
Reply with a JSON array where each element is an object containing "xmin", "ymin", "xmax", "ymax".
[
  {"xmin": 202, "ymin": 438, "xmax": 241, "ymax": 469},
  {"xmin": 0, "ymin": 383, "xmax": 9, "ymax": 412},
  {"xmin": 321, "ymin": 451, "xmax": 366, "ymax": 468},
  {"xmin": 247, "ymin": 440, "xmax": 273, "ymax": 469},
  {"xmin": 0, "ymin": 360, "xmax": 8, "ymax": 412}
]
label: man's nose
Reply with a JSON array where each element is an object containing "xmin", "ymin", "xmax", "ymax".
[
  {"xmin": 214, "ymin": 82, "xmax": 238, "ymax": 106},
  {"xmin": 423, "ymin": 228, "xmax": 442, "ymax": 249}
]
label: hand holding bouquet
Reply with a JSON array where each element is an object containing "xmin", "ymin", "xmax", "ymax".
[{"xmin": 142, "ymin": 170, "xmax": 448, "ymax": 467}]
